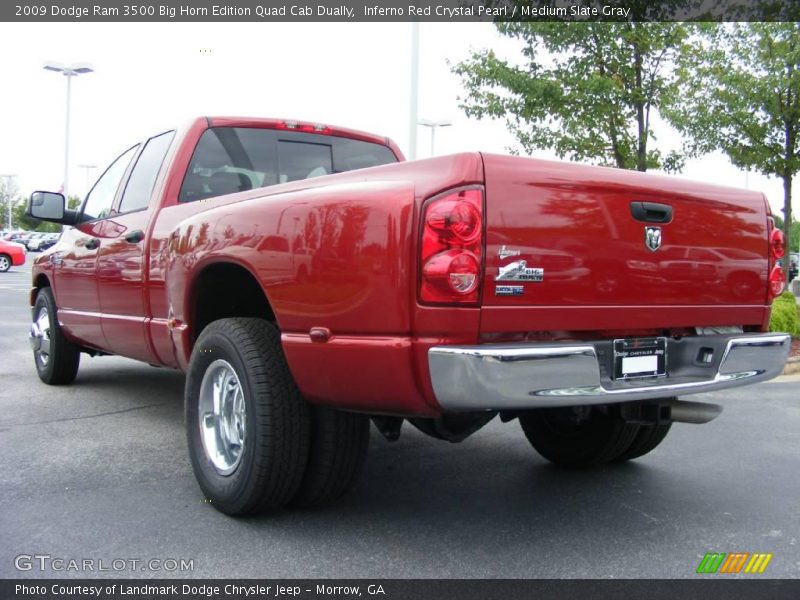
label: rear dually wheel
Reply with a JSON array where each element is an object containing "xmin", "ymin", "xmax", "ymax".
[
  {"xmin": 519, "ymin": 405, "xmax": 640, "ymax": 468},
  {"xmin": 185, "ymin": 318, "xmax": 311, "ymax": 515}
]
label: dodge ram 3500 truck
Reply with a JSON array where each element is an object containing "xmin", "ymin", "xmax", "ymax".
[{"xmin": 27, "ymin": 116, "xmax": 790, "ymax": 515}]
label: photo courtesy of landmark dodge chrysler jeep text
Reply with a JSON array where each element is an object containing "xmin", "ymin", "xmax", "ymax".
[{"xmin": 26, "ymin": 117, "xmax": 790, "ymax": 515}]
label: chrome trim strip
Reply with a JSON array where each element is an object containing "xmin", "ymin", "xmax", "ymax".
[{"xmin": 428, "ymin": 334, "xmax": 791, "ymax": 411}]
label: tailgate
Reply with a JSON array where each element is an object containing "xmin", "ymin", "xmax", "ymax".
[{"xmin": 480, "ymin": 154, "xmax": 770, "ymax": 327}]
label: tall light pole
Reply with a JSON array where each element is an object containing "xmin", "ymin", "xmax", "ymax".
[
  {"xmin": 0, "ymin": 174, "xmax": 15, "ymax": 230},
  {"xmin": 408, "ymin": 22, "xmax": 420, "ymax": 160},
  {"xmin": 418, "ymin": 119, "xmax": 452, "ymax": 156},
  {"xmin": 43, "ymin": 62, "xmax": 94, "ymax": 200}
]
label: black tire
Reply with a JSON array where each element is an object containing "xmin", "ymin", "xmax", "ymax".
[
  {"xmin": 291, "ymin": 406, "xmax": 370, "ymax": 508},
  {"xmin": 615, "ymin": 422, "xmax": 672, "ymax": 462},
  {"xmin": 186, "ymin": 318, "xmax": 310, "ymax": 516},
  {"xmin": 31, "ymin": 287, "xmax": 80, "ymax": 385},
  {"xmin": 519, "ymin": 406, "xmax": 639, "ymax": 468},
  {"xmin": 0, "ymin": 254, "xmax": 11, "ymax": 272}
]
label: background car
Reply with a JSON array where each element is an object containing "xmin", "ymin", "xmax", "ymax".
[
  {"xmin": 23, "ymin": 232, "xmax": 48, "ymax": 251},
  {"xmin": 35, "ymin": 232, "xmax": 61, "ymax": 252},
  {"xmin": 27, "ymin": 232, "xmax": 59, "ymax": 251},
  {"xmin": 0, "ymin": 239, "xmax": 26, "ymax": 272},
  {"xmin": 26, "ymin": 235, "xmax": 44, "ymax": 251},
  {"xmin": 790, "ymin": 252, "xmax": 799, "ymax": 281},
  {"xmin": 15, "ymin": 232, "xmax": 35, "ymax": 248},
  {"xmin": 3, "ymin": 231, "xmax": 28, "ymax": 244},
  {"xmin": 1, "ymin": 229, "xmax": 25, "ymax": 240}
]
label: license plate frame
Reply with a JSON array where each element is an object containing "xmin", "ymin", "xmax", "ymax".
[{"xmin": 612, "ymin": 337, "xmax": 667, "ymax": 380}]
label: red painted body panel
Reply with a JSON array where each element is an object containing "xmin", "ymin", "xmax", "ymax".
[
  {"xmin": 96, "ymin": 209, "xmax": 155, "ymax": 363},
  {"xmin": 480, "ymin": 153, "xmax": 770, "ymax": 332},
  {"xmin": 164, "ymin": 153, "xmax": 484, "ymax": 383},
  {"xmin": 32, "ymin": 117, "xmax": 774, "ymax": 419},
  {"xmin": 281, "ymin": 333, "xmax": 436, "ymax": 416},
  {"xmin": 49, "ymin": 223, "xmax": 106, "ymax": 349}
]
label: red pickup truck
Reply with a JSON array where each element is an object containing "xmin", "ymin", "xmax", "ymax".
[{"xmin": 27, "ymin": 117, "xmax": 790, "ymax": 515}]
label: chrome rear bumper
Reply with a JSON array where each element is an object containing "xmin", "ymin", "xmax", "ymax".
[{"xmin": 428, "ymin": 333, "xmax": 791, "ymax": 411}]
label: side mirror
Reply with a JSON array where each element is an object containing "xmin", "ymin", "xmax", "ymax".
[{"xmin": 27, "ymin": 191, "xmax": 78, "ymax": 225}]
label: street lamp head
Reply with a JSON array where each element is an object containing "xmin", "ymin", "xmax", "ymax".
[
  {"xmin": 43, "ymin": 61, "xmax": 94, "ymax": 76},
  {"xmin": 71, "ymin": 63, "xmax": 94, "ymax": 74},
  {"xmin": 43, "ymin": 61, "xmax": 66, "ymax": 73},
  {"xmin": 417, "ymin": 119, "xmax": 453, "ymax": 128}
]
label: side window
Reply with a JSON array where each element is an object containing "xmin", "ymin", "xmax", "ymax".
[
  {"xmin": 179, "ymin": 128, "xmax": 274, "ymax": 203},
  {"xmin": 178, "ymin": 126, "xmax": 398, "ymax": 203},
  {"xmin": 118, "ymin": 131, "xmax": 175, "ymax": 214},
  {"xmin": 83, "ymin": 145, "xmax": 139, "ymax": 221}
]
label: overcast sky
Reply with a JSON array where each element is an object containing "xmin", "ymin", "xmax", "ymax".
[{"xmin": 0, "ymin": 22, "xmax": 794, "ymax": 219}]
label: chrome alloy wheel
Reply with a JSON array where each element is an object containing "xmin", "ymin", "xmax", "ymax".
[
  {"xmin": 30, "ymin": 307, "xmax": 52, "ymax": 367},
  {"xmin": 0, "ymin": 255, "xmax": 10, "ymax": 271},
  {"xmin": 198, "ymin": 359, "xmax": 247, "ymax": 476}
]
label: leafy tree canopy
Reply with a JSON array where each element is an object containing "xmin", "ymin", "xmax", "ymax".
[
  {"xmin": 453, "ymin": 19, "xmax": 691, "ymax": 172},
  {"xmin": 666, "ymin": 23, "xmax": 800, "ymax": 274}
]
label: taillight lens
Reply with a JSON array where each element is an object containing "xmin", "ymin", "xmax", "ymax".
[
  {"xmin": 419, "ymin": 187, "xmax": 484, "ymax": 304},
  {"xmin": 770, "ymin": 227, "xmax": 785, "ymax": 260},
  {"xmin": 422, "ymin": 249, "xmax": 481, "ymax": 294},
  {"xmin": 769, "ymin": 264, "xmax": 786, "ymax": 299},
  {"xmin": 426, "ymin": 198, "xmax": 482, "ymax": 243}
]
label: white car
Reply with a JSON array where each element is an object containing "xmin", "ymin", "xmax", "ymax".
[{"xmin": 26, "ymin": 233, "xmax": 50, "ymax": 251}]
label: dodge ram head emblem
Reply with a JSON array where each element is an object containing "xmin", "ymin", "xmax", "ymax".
[{"xmin": 645, "ymin": 226, "xmax": 662, "ymax": 252}]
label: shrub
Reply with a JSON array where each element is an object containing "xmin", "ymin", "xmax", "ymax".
[{"xmin": 769, "ymin": 291, "xmax": 800, "ymax": 338}]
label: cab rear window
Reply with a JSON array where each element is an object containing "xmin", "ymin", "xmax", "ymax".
[{"xmin": 179, "ymin": 127, "xmax": 397, "ymax": 203}]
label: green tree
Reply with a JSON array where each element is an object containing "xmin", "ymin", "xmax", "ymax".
[
  {"xmin": 667, "ymin": 23, "xmax": 800, "ymax": 279},
  {"xmin": 773, "ymin": 215, "xmax": 800, "ymax": 255},
  {"xmin": 452, "ymin": 20, "xmax": 690, "ymax": 171},
  {"xmin": 0, "ymin": 177, "xmax": 20, "ymax": 230}
]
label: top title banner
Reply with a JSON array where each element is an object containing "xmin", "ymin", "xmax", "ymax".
[{"xmin": 3, "ymin": 0, "xmax": 798, "ymax": 22}]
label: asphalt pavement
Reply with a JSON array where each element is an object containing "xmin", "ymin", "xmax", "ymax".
[{"xmin": 1, "ymin": 258, "xmax": 799, "ymax": 579}]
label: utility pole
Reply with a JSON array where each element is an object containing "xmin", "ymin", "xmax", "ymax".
[{"xmin": 408, "ymin": 22, "xmax": 419, "ymax": 160}]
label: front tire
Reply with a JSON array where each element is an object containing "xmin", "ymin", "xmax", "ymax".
[
  {"xmin": 186, "ymin": 318, "xmax": 310, "ymax": 516},
  {"xmin": 31, "ymin": 287, "xmax": 80, "ymax": 385},
  {"xmin": 0, "ymin": 254, "xmax": 11, "ymax": 272},
  {"xmin": 519, "ymin": 406, "xmax": 639, "ymax": 468}
]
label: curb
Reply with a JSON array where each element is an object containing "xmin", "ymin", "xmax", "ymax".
[{"xmin": 783, "ymin": 356, "xmax": 800, "ymax": 376}]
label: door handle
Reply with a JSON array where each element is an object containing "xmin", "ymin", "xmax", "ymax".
[
  {"xmin": 124, "ymin": 229, "xmax": 144, "ymax": 243},
  {"xmin": 630, "ymin": 202, "xmax": 673, "ymax": 223},
  {"xmin": 84, "ymin": 238, "xmax": 100, "ymax": 250}
]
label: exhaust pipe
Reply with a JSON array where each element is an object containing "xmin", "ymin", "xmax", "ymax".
[{"xmin": 666, "ymin": 399, "xmax": 723, "ymax": 424}]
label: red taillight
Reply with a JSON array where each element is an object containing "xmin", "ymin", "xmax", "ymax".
[
  {"xmin": 425, "ymin": 198, "xmax": 482, "ymax": 243},
  {"xmin": 769, "ymin": 264, "xmax": 786, "ymax": 299},
  {"xmin": 422, "ymin": 249, "xmax": 481, "ymax": 294},
  {"xmin": 419, "ymin": 187, "xmax": 484, "ymax": 304},
  {"xmin": 770, "ymin": 227, "xmax": 785, "ymax": 260}
]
